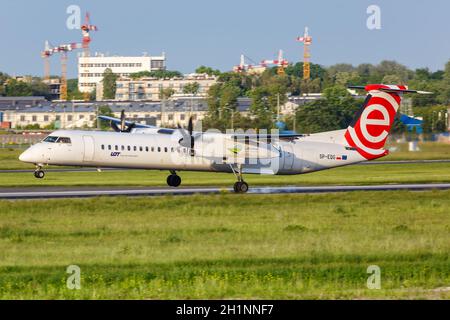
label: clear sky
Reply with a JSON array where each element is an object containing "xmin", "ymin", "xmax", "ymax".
[{"xmin": 0, "ymin": 0, "xmax": 449, "ymax": 78}]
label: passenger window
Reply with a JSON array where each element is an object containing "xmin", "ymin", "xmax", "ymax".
[
  {"xmin": 115, "ymin": 145, "xmax": 118, "ymax": 151},
  {"xmin": 151, "ymin": 147, "xmax": 154, "ymax": 152},
  {"xmin": 145, "ymin": 147, "xmax": 149, "ymax": 152},
  {"xmin": 133, "ymin": 146, "xmax": 137, "ymax": 151},
  {"xmin": 171, "ymin": 147, "xmax": 174, "ymax": 152},
  {"xmin": 157, "ymin": 147, "xmax": 161, "ymax": 152},
  {"xmin": 127, "ymin": 146, "xmax": 131, "ymax": 151},
  {"xmin": 121, "ymin": 145, "xmax": 125, "ymax": 151},
  {"xmin": 57, "ymin": 137, "xmax": 71, "ymax": 144},
  {"xmin": 101, "ymin": 145, "xmax": 104, "ymax": 150},
  {"xmin": 164, "ymin": 147, "xmax": 168, "ymax": 153},
  {"xmin": 108, "ymin": 145, "xmax": 111, "ymax": 150}
]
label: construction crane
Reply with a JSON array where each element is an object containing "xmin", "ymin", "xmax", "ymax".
[
  {"xmin": 233, "ymin": 54, "xmax": 265, "ymax": 74},
  {"xmin": 41, "ymin": 41, "xmax": 53, "ymax": 82},
  {"xmin": 41, "ymin": 12, "xmax": 97, "ymax": 101},
  {"xmin": 261, "ymin": 49, "xmax": 289, "ymax": 75},
  {"xmin": 296, "ymin": 27, "xmax": 312, "ymax": 80},
  {"xmin": 52, "ymin": 42, "xmax": 83, "ymax": 101},
  {"xmin": 80, "ymin": 12, "xmax": 98, "ymax": 101}
]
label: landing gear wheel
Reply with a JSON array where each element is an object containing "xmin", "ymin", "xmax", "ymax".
[
  {"xmin": 167, "ymin": 174, "xmax": 181, "ymax": 187},
  {"xmin": 34, "ymin": 170, "xmax": 45, "ymax": 179},
  {"xmin": 233, "ymin": 181, "xmax": 248, "ymax": 193}
]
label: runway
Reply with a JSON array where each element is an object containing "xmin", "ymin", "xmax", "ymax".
[
  {"xmin": 0, "ymin": 183, "xmax": 449, "ymax": 199},
  {"xmin": 1, "ymin": 159, "xmax": 449, "ymax": 174}
]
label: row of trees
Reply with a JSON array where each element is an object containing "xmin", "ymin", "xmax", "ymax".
[
  {"xmin": 0, "ymin": 72, "xmax": 94, "ymax": 101},
  {"xmin": 0, "ymin": 73, "xmax": 52, "ymax": 99}
]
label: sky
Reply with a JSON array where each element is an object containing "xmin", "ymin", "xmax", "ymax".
[{"xmin": 0, "ymin": 0, "xmax": 449, "ymax": 78}]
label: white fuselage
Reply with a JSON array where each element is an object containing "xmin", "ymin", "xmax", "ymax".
[{"xmin": 19, "ymin": 129, "xmax": 369, "ymax": 175}]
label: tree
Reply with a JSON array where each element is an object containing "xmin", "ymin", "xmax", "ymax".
[
  {"xmin": 299, "ymin": 78, "xmax": 321, "ymax": 93},
  {"xmin": 182, "ymin": 82, "xmax": 200, "ymax": 95},
  {"xmin": 206, "ymin": 83, "xmax": 222, "ymax": 119},
  {"xmin": 98, "ymin": 105, "xmax": 114, "ymax": 130},
  {"xmin": 249, "ymin": 86, "xmax": 274, "ymax": 129},
  {"xmin": 0, "ymin": 72, "xmax": 9, "ymax": 96},
  {"xmin": 4, "ymin": 79, "xmax": 33, "ymax": 96},
  {"xmin": 204, "ymin": 81, "xmax": 241, "ymax": 130},
  {"xmin": 356, "ymin": 63, "xmax": 376, "ymax": 83},
  {"xmin": 374, "ymin": 60, "xmax": 412, "ymax": 83},
  {"xmin": 159, "ymin": 87, "xmax": 175, "ymax": 100},
  {"xmin": 382, "ymin": 74, "xmax": 402, "ymax": 84},
  {"xmin": 334, "ymin": 71, "xmax": 361, "ymax": 87},
  {"xmin": 67, "ymin": 79, "xmax": 84, "ymax": 100},
  {"xmin": 414, "ymin": 68, "xmax": 432, "ymax": 81},
  {"xmin": 130, "ymin": 70, "xmax": 183, "ymax": 79},
  {"xmin": 30, "ymin": 80, "xmax": 50, "ymax": 98},
  {"xmin": 195, "ymin": 66, "xmax": 221, "ymax": 76},
  {"xmin": 102, "ymin": 68, "xmax": 118, "ymax": 99},
  {"xmin": 295, "ymin": 86, "xmax": 362, "ymax": 133}
]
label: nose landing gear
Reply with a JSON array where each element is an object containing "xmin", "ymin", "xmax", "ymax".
[
  {"xmin": 233, "ymin": 181, "xmax": 249, "ymax": 193},
  {"xmin": 34, "ymin": 167, "xmax": 45, "ymax": 179},
  {"xmin": 167, "ymin": 170, "xmax": 181, "ymax": 187}
]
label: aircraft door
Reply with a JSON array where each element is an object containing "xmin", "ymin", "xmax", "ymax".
[{"xmin": 82, "ymin": 135, "xmax": 95, "ymax": 162}]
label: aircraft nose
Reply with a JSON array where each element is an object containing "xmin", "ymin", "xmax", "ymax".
[{"xmin": 19, "ymin": 148, "xmax": 34, "ymax": 163}]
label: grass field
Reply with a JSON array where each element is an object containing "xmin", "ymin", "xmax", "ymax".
[{"xmin": 0, "ymin": 190, "xmax": 449, "ymax": 299}]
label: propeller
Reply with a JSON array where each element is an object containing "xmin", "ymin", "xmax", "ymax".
[
  {"xmin": 111, "ymin": 110, "xmax": 136, "ymax": 133},
  {"xmin": 178, "ymin": 116, "xmax": 195, "ymax": 156}
]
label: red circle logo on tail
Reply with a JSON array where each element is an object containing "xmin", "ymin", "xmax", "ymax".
[{"xmin": 345, "ymin": 91, "xmax": 400, "ymax": 159}]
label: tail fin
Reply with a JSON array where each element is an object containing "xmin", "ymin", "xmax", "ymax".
[{"xmin": 344, "ymin": 84, "xmax": 431, "ymax": 160}]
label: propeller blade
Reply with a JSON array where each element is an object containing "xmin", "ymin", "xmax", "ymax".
[
  {"xmin": 178, "ymin": 130, "xmax": 191, "ymax": 148},
  {"xmin": 188, "ymin": 117, "xmax": 195, "ymax": 156},
  {"xmin": 177, "ymin": 120, "xmax": 194, "ymax": 152},
  {"xmin": 188, "ymin": 117, "xmax": 193, "ymax": 136},
  {"xmin": 120, "ymin": 110, "xmax": 126, "ymax": 132}
]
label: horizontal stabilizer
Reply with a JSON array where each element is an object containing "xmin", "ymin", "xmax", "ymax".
[{"xmin": 348, "ymin": 84, "xmax": 433, "ymax": 95}]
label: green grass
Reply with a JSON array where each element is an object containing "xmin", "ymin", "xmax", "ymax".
[
  {"xmin": 383, "ymin": 141, "xmax": 450, "ymax": 161},
  {"xmin": 0, "ymin": 190, "xmax": 449, "ymax": 299},
  {"xmin": 0, "ymin": 162, "xmax": 449, "ymax": 188}
]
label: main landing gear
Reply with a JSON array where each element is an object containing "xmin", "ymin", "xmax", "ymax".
[
  {"xmin": 230, "ymin": 164, "xmax": 249, "ymax": 193},
  {"xmin": 167, "ymin": 170, "xmax": 181, "ymax": 187},
  {"xmin": 34, "ymin": 166, "xmax": 45, "ymax": 179}
]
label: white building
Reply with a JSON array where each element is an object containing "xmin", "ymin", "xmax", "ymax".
[
  {"xmin": 78, "ymin": 53, "xmax": 166, "ymax": 93},
  {"xmin": 114, "ymin": 73, "xmax": 217, "ymax": 101}
]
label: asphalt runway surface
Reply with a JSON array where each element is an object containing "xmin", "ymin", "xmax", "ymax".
[{"xmin": 0, "ymin": 183, "xmax": 449, "ymax": 199}]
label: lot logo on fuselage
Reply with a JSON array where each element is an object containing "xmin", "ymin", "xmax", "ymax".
[{"xmin": 110, "ymin": 152, "xmax": 121, "ymax": 157}]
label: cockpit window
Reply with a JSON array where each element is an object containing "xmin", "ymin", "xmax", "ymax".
[
  {"xmin": 57, "ymin": 137, "xmax": 72, "ymax": 144},
  {"xmin": 43, "ymin": 136, "xmax": 59, "ymax": 143}
]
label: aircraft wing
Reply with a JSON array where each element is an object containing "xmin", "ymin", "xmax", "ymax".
[
  {"xmin": 98, "ymin": 115, "xmax": 157, "ymax": 129},
  {"xmin": 229, "ymin": 132, "xmax": 305, "ymax": 140}
]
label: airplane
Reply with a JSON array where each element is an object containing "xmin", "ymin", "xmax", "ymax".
[{"xmin": 19, "ymin": 84, "xmax": 431, "ymax": 193}]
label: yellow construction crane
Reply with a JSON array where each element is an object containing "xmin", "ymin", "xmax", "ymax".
[{"xmin": 296, "ymin": 27, "xmax": 312, "ymax": 80}]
